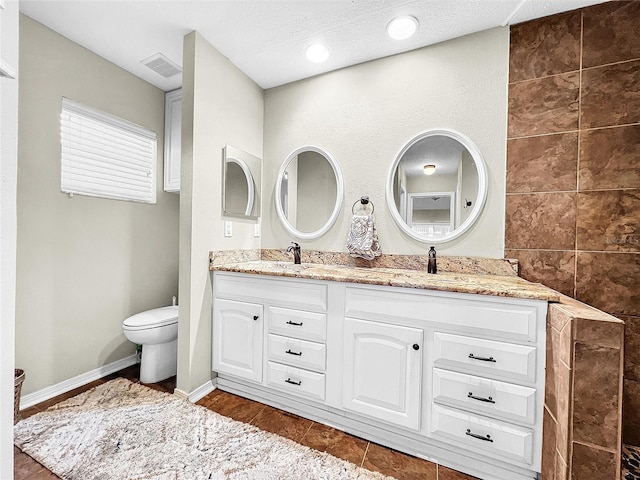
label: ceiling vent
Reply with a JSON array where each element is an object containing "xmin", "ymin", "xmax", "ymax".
[{"xmin": 141, "ymin": 53, "xmax": 182, "ymax": 78}]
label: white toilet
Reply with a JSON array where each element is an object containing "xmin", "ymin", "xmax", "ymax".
[{"xmin": 122, "ymin": 305, "xmax": 179, "ymax": 383}]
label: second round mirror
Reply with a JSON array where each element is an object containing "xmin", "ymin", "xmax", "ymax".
[
  {"xmin": 386, "ymin": 129, "xmax": 488, "ymax": 243},
  {"xmin": 275, "ymin": 146, "xmax": 344, "ymax": 240}
]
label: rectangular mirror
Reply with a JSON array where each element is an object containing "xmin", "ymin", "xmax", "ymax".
[{"xmin": 222, "ymin": 144, "xmax": 261, "ymax": 221}]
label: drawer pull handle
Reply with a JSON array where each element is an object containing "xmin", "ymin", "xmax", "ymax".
[
  {"xmin": 286, "ymin": 349, "xmax": 302, "ymax": 356},
  {"xmin": 285, "ymin": 378, "xmax": 302, "ymax": 386},
  {"xmin": 468, "ymin": 353, "xmax": 496, "ymax": 363},
  {"xmin": 253, "ymin": 315, "xmax": 259, "ymax": 321},
  {"xmin": 468, "ymin": 392, "xmax": 495, "ymax": 404},
  {"xmin": 286, "ymin": 320, "xmax": 303, "ymax": 326},
  {"xmin": 466, "ymin": 429, "xmax": 493, "ymax": 443}
]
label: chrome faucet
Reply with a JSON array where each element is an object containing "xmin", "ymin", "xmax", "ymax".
[{"xmin": 286, "ymin": 242, "xmax": 301, "ymax": 264}]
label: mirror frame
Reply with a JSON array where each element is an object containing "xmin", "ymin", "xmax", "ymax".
[
  {"xmin": 223, "ymin": 144, "xmax": 261, "ymax": 221},
  {"xmin": 385, "ymin": 129, "xmax": 488, "ymax": 244},
  {"xmin": 275, "ymin": 146, "xmax": 344, "ymax": 240}
]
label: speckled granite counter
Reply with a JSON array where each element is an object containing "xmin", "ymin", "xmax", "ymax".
[{"xmin": 209, "ymin": 259, "xmax": 559, "ymax": 302}]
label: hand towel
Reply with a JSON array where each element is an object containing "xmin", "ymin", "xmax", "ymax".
[{"xmin": 346, "ymin": 213, "xmax": 381, "ymax": 260}]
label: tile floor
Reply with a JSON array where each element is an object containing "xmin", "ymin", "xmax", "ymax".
[{"xmin": 13, "ymin": 364, "xmax": 473, "ymax": 479}]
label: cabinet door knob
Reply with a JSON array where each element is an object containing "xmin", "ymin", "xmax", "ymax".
[
  {"xmin": 253, "ymin": 315, "xmax": 259, "ymax": 321},
  {"xmin": 413, "ymin": 344, "xmax": 420, "ymax": 350}
]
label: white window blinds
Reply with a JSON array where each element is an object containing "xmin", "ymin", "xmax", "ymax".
[{"xmin": 60, "ymin": 97, "xmax": 157, "ymax": 204}]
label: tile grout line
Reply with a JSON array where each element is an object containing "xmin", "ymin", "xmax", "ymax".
[
  {"xmin": 507, "ymin": 121, "xmax": 640, "ymax": 142},
  {"xmin": 507, "ymin": 187, "xmax": 640, "ymax": 195},
  {"xmin": 509, "ymin": 69, "xmax": 580, "ymax": 86},
  {"xmin": 573, "ymin": 439, "xmax": 619, "ymax": 454},
  {"xmin": 508, "ymin": 56, "xmax": 640, "ymax": 87},
  {"xmin": 360, "ymin": 442, "xmax": 370, "ymax": 468},
  {"xmin": 299, "ymin": 421, "xmax": 315, "ymax": 443},
  {"xmin": 247, "ymin": 404, "xmax": 268, "ymax": 425},
  {"xmin": 574, "ymin": 10, "xmax": 584, "ymax": 300}
]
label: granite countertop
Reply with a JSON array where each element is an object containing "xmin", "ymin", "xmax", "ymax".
[{"xmin": 210, "ymin": 260, "xmax": 559, "ymax": 302}]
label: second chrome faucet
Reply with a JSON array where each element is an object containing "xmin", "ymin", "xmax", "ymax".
[{"xmin": 286, "ymin": 242, "xmax": 301, "ymax": 264}]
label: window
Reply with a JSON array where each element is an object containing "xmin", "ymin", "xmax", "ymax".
[{"xmin": 60, "ymin": 97, "xmax": 157, "ymax": 204}]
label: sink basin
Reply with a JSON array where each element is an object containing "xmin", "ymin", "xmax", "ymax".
[{"xmin": 266, "ymin": 261, "xmax": 307, "ymax": 271}]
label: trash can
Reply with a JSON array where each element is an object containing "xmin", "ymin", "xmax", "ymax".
[{"xmin": 14, "ymin": 369, "xmax": 25, "ymax": 424}]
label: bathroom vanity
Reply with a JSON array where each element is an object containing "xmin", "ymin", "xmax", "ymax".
[{"xmin": 209, "ymin": 261, "xmax": 556, "ymax": 480}]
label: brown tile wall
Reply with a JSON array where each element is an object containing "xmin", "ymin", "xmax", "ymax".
[
  {"xmin": 506, "ymin": 2, "xmax": 640, "ymax": 462},
  {"xmin": 545, "ymin": 300, "xmax": 624, "ymax": 480}
]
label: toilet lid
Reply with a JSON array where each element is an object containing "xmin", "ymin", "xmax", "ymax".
[{"xmin": 123, "ymin": 305, "xmax": 179, "ymax": 329}]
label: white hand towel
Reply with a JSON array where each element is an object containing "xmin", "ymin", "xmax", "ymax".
[{"xmin": 346, "ymin": 213, "xmax": 381, "ymax": 260}]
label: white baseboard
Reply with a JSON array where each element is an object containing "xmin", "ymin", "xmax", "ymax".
[
  {"xmin": 20, "ymin": 354, "xmax": 139, "ymax": 409},
  {"xmin": 188, "ymin": 379, "xmax": 216, "ymax": 403}
]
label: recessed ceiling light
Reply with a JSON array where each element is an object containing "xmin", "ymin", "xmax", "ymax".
[
  {"xmin": 386, "ymin": 16, "xmax": 419, "ymax": 40},
  {"xmin": 423, "ymin": 164, "xmax": 436, "ymax": 175},
  {"xmin": 306, "ymin": 44, "xmax": 329, "ymax": 63}
]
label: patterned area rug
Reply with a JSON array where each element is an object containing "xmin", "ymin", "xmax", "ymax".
[
  {"xmin": 623, "ymin": 445, "xmax": 640, "ymax": 480},
  {"xmin": 14, "ymin": 378, "xmax": 394, "ymax": 480}
]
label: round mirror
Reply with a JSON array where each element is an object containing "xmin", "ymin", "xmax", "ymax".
[
  {"xmin": 223, "ymin": 144, "xmax": 261, "ymax": 220},
  {"xmin": 386, "ymin": 129, "xmax": 488, "ymax": 244},
  {"xmin": 275, "ymin": 146, "xmax": 344, "ymax": 240},
  {"xmin": 224, "ymin": 158, "xmax": 255, "ymax": 216}
]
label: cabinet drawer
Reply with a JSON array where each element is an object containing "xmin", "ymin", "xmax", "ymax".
[
  {"xmin": 268, "ymin": 306, "xmax": 327, "ymax": 342},
  {"xmin": 268, "ymin": 334, "xmax": 326, "ymax": 372},
  {"xmin": 345, "ymin": 286, "xmax": 540, "ymax": 342},
  {"xmin": 431, "ymin": 404, "xmax": 534, "ymax": 465},
  {"xmin": 433, "ymin": 368, "xmax": 536, "ymax": 425},
  {"xmin": 433, "ymin": 333, "xmax": 536, "ymax": 384},
  {"xmin": 267, "ymin": 361, "xmax": 325, "ymax": 401},
  {"xmin": 214, "ymin": 273, "xmax": 327, "ymax": 312}
]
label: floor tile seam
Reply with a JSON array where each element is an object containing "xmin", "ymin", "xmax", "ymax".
[
  {"xmin": 360, "ymin": 441, "xmax": 370, "ymax": 468},
  {"xmin": 298, "ymin": 421, "xmax": 315, "ymax": 443},
  {"xmin": 246, "ymin": 403, "xmax": 268, "ymax": 425}
]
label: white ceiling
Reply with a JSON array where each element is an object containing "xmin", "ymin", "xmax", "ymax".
[{"xmin": 19, "ymin": 0, "xmax": 607, "ymax": 91}]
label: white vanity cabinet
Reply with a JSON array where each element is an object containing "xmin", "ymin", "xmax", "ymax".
[
  {"xmin": 212, "ymin": 298, "xmax": 263, "ymax": 382},
  {"xmin": 213, "ymin": 272, "xmax": 329, "ymax": 402},
  {"xmin": 211, "ymin": 271, "xmax": 548, "ymax": 480},
  {"xmin": 342, "ymin": 318, "xmax": 423, "ymax": 430}
]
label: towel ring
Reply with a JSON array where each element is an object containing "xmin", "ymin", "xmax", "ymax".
[{"xmin": 352, "ymin": 196, "xmax": 375, "ymax": 214}]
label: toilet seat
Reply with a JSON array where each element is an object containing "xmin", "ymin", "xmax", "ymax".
[{"xmin": 123, "ymin": 305, "xmax": 178, "ymax": 331}]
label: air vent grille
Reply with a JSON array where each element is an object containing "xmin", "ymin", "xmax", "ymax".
[{"xmin": 141, "ymin": 53, "xmax": 182, "ymax": 78}]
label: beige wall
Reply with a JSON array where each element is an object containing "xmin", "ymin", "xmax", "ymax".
[
  {"xmin": 1, "ymin": 0, "xmax": 19, "ymax": 474},
  {"xmin": 16, "ymin": 15, "xmax": 180, "ymax": 395},
  {"xmin": 177, "ymin": 31, "xmax": 263, "ymax": 393},
  {"xmin": 263, "ymin": 27, "xmax": 509, "ymax": 257}
]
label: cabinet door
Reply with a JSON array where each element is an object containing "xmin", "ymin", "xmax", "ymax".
[
  {"xmin": 212, "ymin": 298, "xmax": 263, "ymax": 382},
  {"xmin": 163, "ymin": 89, "xmax": 181, "ymax": 193},
  {"xmin": 343, "ymin": 317, "xmax": 423, "ymax": 430}
]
